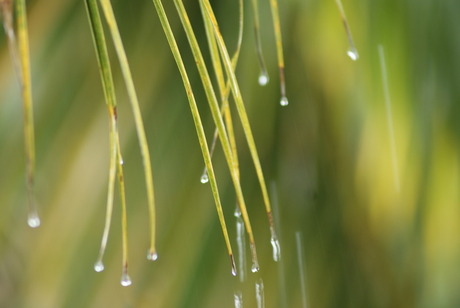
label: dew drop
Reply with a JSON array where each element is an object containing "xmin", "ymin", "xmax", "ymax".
[
  {"xmin": 280, "ymin": 96, "xmax": 289, "ymax": 107},
  {"xmin": 234, "ymin": 291, "xmax": 243, "ymax": 308},
  {"xmin": 231, "ymin": 265, "xmax": 237, "ymax": 277},
  {"xmin": 270, "ymin": 237, "xmax": 281, "ymax": 262},
  {"xmin": 120, "ymin": 273, "xmax": 132, "ymax": 287},
  {"xmin": 255, "ymin": 278, "xmax": 265, "ymax": 308},
  {"xmin": 94, "ymin": 261, "xmax": 105, "ymax": 272},
  {"xmin": 258, "ymin": 73, "xmax": 269, "ymax": 86},
  {"xmin": 200, "ymin": 173, "xmax": 209, "ymax": 184},
  {"xmin": 347, "ymin": 48, "xmax": 359, "ymax": 61},
  {"xmin": 147, "ymin": 251, "xmax": 158, "ymax": 261},
  {"xmin": 27, "ymin": 212, "xmax": 41, "ymax": 228},
  {"xmin": 251, "ymin": 262, "xmax": 260, "ymax": 273},
  {"xmin": 119, "ymin": 158, "xmax": 124, "ymax": 165}
]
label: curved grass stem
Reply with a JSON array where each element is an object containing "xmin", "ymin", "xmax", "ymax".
[
  {"xmin": 173, "ymin": 0, "xmax": 259, "ymax": 272},
  {"xmin": 98, "ymin": 0, "xmax": 157, "ymax": 260},
  {"xmin": 200, "ymin": 0, "xmax": 281, "ymax": 262},
  {"xmin": 151, "ymin": 0, "xmax": 235, "ymax": 275}
]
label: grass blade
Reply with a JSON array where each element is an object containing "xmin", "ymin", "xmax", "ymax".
[
  {"xmin": 268, "ymin": 0, "xmax": 288, "ymax": 106},
  {"xmin": 173, "ymin": 0, "xmax": 260, "ymax": 272},
  {"xmin": 151, "ymin": 0, "xmax": 236, "ymax": 276},
  {"xmin": 250, "ymin": 0, "xmax": 269, "ymax": 86},
  {"xmin": 85, "ymin": 0, "xmax": 128, "ymax": 276},
  {"xmin": 200, "ymin": 0, "xmax": 281, "ymax": 262},
  {"xmin": 334, "ymin": 0, "xmax": 359, "ymax": 60},
  {"xmin": 9, "ymin": 0, "xmax": 40, "ymax": 227},
  {"xmin": 98, "ymin": 0, "xmax": 157, "ymax": 261}
]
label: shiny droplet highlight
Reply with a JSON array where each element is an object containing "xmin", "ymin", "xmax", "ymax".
[
  {"xmin": 94, "ymin": 261, "xmax": 105, "ymax": 272},
  {"xmin": 258, "ymin": 73, "xmax": 269, "ymax": 86},
  {"xmin": 280, "ymin": 96, "xmax": 289, "ymax": 107},
  {"xmin": 27, "ymin": 212, "xmax": 40, "ymax": 228},
  {"xmin": 120, "ymin": 272, "xmax": 132, "ymax": 287}
]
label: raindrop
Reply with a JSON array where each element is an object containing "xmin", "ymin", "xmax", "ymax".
[
  {"xmin": 258, "ymin": 73, "xmax": 269, "ymax": 86},
  {"xmin": 200, "ymin": 172, "xmax": 209, "ymax": 184},
  {"xmin": 255, "ymin": 278, "xmax": 265, "ymax": 308},
  {"xmin": 234, "ymin": 291, "xmax": 243, "ymax": 308},
  {"xmin": 347, "ymin": 48, "xmax": 359, "ymax": 61},
  {"xmin": 94, "ymin": 261, "xmax": 105, "ymax": 272},
  {"xmin": 147, "ymin": 251, "xmax": 158, "ymax": 261},
  {"xmin": 120, "ymin": 273, "xmax": 132, "ymax": 287},
  {"xmin": 27, "ymin": 212, "xmax": 40, "ymax": 228},
  {"xmin": 270, "ymin": 236, "xmax": 281, "ymax": 262},
  {"xmin": 280, "ymin": 96, "xmax": 289, "ymax": 107}
]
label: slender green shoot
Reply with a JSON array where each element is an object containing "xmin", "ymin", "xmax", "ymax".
[
  {"xmin": 334, "ymin": 0, "xmax": 359, "ymax": 61},
  {"xmin": 173, "ymin": 0, "xmax": 260, "ymax": 272},
  {"xmin": 199, "ymin": 0, "xmax": 243, "ymax": 183},
  {"xmin": 268, "ymin": 0, "xmax": 288, "ymax": 106},
  {"xmin": 85, "ymin": 0, "xmax": 131, "ymax": 285},
  {"xmin": 98, "ymin": 0, "xmax": 157, "ymax": 261},
  {"xmin": 151, "ymin": 0, "xmax": 236, "ymax": 276},
  {"xmin": 200, "ymin": 0, "xmax": 281, "ymax": 262},
  {"xmin": 250, "ymin": 0, "xmax": 269, "ymax": 86},
  {"xmin": 7, "ymin": 0, "xmax": 40, "ymax": 227}
]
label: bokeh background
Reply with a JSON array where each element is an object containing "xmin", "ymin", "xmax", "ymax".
[{"xmin": 1, "ymin": 0, "xmax": 460, "ymax": 307}]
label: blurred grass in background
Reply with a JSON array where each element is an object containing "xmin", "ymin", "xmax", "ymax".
[{"xmin": 1, "ymin": 0, "xmax": 460, "ymax": 307}]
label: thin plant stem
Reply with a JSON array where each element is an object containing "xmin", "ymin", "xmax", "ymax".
[
  {"xmin": 250, "ymin": 0, "xmax": 269, "ymax": 86},
  {"xmin": 268, "ymin": 0, "xmax": 288, "ymax": 106},
  {"xmin": 85, "ymin": 0, "xmax": 131, "ymax": 280},
  {"xmin": 11, "ymin": 0, "xmax": 39, "ymax": 227},
  {"xmin": 334, "ymin": 0, "xmax": 359, "ymax": 61},
  {"xmin": 98, "ymin": 0, "xmax": 157, "ymax": 260},
  {"xmin": 151, "ymin": 0, "xmax": 236, "ymax": 275},
  {"xmin": 200, "ymin": 0, "xmax": 281, "ymax": 262},
  {"xmin": 174, "ymin": 0, "xmax": 260, "ymax": 272}
]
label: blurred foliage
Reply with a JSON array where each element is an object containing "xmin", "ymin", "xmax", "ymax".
[{"xmin": 1, "ymin": 0, "xmax": 460, "ymax": 307}]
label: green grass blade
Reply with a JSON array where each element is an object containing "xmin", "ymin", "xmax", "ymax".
[
  {"xmin": 173, "ymin": 0, "xmax": 260, "ymax": 272},
  {"xmin": 200, "ymin": 0, "xmax": 281, "ymax": 262},
  {"xmin": 199, "ymin": 0, "xmax": 243, "ymax": 181},
  {"xmin": 268, "ymin": 0, "xmax": 288, "ymax": 106},
  {"xmin": 335, "ymin": 0, "xmax": 359, "ymax": 60},
  {"xmin": 98, "ymin": 0, "xmax": 157, "ymax": 260},
  {"xmin": 151, "ymin": 0, "xmax": 236, "ymax": 275},
  {"xmin": 250, "ymin": 0, "xmax": 269, "ymax": 86},
  {"xmin": 12, "ymin": 0, "xmax": 40, "ymax": 227},
  {"xmin": 85, "ymin": 0, "xmax": 123, "ymax": 275}
]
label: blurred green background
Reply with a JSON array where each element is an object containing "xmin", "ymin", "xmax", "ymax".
[{"xmin": 1, "ymin": 0, "xmax": 460, "ymax": 307}]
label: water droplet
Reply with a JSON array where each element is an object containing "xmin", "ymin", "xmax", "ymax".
[
  {"xmin": 280, "ymin": 96, "xmax": 289, "ymax": 107},
  {"xmin": 200, "ymin": 172, "xmax": 209, "ymax": 184},
  {"xmin": 250, "ymin": 242, "xmax": 260, "ymax": 273},
  {"xmin": 234, "ymin": 291, "xmax": 243, "ymax": 308},
  {"xmin": 270, "ymin": 237, "xmax": 281, "ymax": 262},
  {"xmin": 347, "ymin": 48, "xmax": 359, "ymax": 61},
  {"xmin": 234, "ymin": 207, "xmax": 241, "ymax": 217},
  {"xmin": 255, "ymin": 278, "xmax": 265, "ymax": 308},
  {"xmin": 27, "ymin": 212, "xmax": 40, "ymax": 228},
  {"xmin": 119, "ymin": 158, "xmax": 124, "ymax": 165},
  {"xmin": 94, "ymin": 261, "xmax": 105, "ymax": 272},
  {"xmin": 251, "ymin": 262, "xmax": 260, "ymax": 273},
  {"xmin": 258, "ymin": 73, "xmax": 269, "ymax": 86},
  {"xmin": 231, "ymin": 264, "xmax": 237, "ymax": 277},
  {"xmin": 147, "ymin": 251, "xmax": 158, "ymax": 261},
  {"xmin": 120, "ymin": 273, "xmax": 132, "ymax": 287}
]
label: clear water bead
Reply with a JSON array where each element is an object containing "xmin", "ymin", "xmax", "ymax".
[
  {"xmin": 94, "ymin": 261, "xmax": 105, "ymax": 272},
  {"xmin": 200, "ymin": 173, "xmax": 209, "ymax": 184},
  {"xmin": 251, "ymin": 262, "xmax": 260, "ymax": 273},
  {"xmin": 258, "ymin": 73, "xmax": 269, "ymax": 86},
  {"xmin": 147, "ymin": 251, "xmax": 158, "ymax": 261},
  {"xmin": 120, "ymin": 273, "xmax": 132, "ymax": 287},
  {"xmin": 280, "ymin": 96, "xmax": 289, "ymax": 107},
  {"xmin": 270, "ymin": 237, "xmax": 281, "ymax": 262},
  {"xmin": 347, "ymin": 49, "xmax": 359, "ymax": 61},
  {"xmin": 27, "ymin": 213, "xmax": 41, "ymax": 228}
]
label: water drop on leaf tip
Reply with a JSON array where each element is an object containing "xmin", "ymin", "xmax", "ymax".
[
  {"xmin": 280, "ymin": 96, "xmax": 289, "ymax": 107},
  {"xmin": 121, "ymin": 274, "xmax": 132, "ymax": 287},
  {"xmin": 258, "ymin": 73, "xmax": 269, "ymax": 86},
  {"xmin": 94, "ymin": 261, "xmax": 105, "ymax": 272},
  {"xmin": 200, "ymin": 174, "xmax": 209, "ymax": 184},
  {"xmin": 147, "ymin": 251, "xmax": 158, "ymax": 261},
  {"xmin": 27, "ymin": 215, "xmax": 40, "ymax": 228},
  {"xmin": 347, "ymin": 49, "xmax": 359, "ymax": 61}
]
